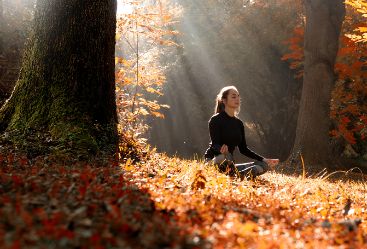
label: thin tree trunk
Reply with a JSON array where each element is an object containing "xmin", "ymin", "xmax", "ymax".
[
  {"xmin": 0, "ymin": 0, "xmax": 118, "ymax": 159},
  {"xmin": 290, "ymin": 0, "xmax": 345, "ymax": 168}
]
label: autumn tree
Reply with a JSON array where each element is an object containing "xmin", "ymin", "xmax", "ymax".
[
  {"xmin": 0, "ymin": 0, "xmax": 118, "ymax": 159},
  {"xmin": 290, "ymin": 0, "xmax": 345, "ymax": 167},
  {"xmin": 330, "ymin": 1, "xmax": 367, "ymax": 160},
  {"xmin": 115, "ymin": 0, "xmax": 179, "ymax": 140}
]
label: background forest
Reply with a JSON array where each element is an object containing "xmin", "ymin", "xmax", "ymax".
[
  {"xmin": 2, "ymin": 0, "xmax": 366, "ymax": 166},
  {"xmin": 1, "ymin": 1, "xmax": 367, "ymax": 248}
]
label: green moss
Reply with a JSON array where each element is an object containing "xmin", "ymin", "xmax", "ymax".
[
  {"xmin": 1, "ymin": 78, "xmax": 117, "ymax": 159},
  {"xmin": 50, "ymin": 122, "xmax": 98, "ymax": 153},
  {"xmin": 0, "ymin": 0, "xmax": 118, "ymax": 161}
]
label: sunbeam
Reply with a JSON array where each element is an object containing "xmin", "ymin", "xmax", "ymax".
[{"xmin": 117, "ymin": 0, "xmax": 134, "ymax": 15}]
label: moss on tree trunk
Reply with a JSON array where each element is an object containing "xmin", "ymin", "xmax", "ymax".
[{"xmin": 0, "ymin": 0, "xmax": 118, "ymax": 159}]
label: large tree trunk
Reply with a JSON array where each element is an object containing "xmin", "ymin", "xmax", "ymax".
[
  {"xmin": 290, "ymin": 0, "xmax": 345, "ymax": 168},
  {"xmin": 0, "ymin": 0, "xmax": 118, "ymax": 159}
]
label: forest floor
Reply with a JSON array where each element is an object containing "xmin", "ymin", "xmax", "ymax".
[{"xmin": 0, "ymin": 148, "xmax": 367, "ymax": 249}]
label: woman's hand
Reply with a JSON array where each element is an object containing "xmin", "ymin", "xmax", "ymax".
[
  {"xmin": 263, "ymin": 158, "xmax": 279, "ymax": 169},
  {"xmin": 220, "ymin": 144, "xmax": 228, "ymax": 154}
]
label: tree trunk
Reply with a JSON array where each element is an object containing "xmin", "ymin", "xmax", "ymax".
[
  {"xmin": 289, "ymin": 0, "xmax": 345, "ymax": 168},
  {"xmin": 0, "ymin": 0, "xmax": 118, "ymax": 159}
]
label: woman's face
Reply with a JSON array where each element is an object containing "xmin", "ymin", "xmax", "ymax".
[{"xmin": 223, "ymin": 89, "xmax": 240, "ymax": 109}]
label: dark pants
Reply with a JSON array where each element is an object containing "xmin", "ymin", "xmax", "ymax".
[
  {"xmin": 208, "ymin": 154, "xmax": 270, "ymax": 179},
  {"xmin": 234, "ymin": 161, "xmax": 270, "ymax": 179}
]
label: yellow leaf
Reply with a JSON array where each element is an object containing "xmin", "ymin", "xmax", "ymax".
[
  {"xmin": 138, "ymin": 108, "xmax": 149, "ymax": 116},
  {"xmin": 320, "ymin": 208, "xmax": 329, "ymax": 218},
  {"xmin": 123, "ymin": 159, "xmax": 134, "ymax": 171},
  {"xmin": 237, "ymin": 221, "xmax": 258, "ymax": 237},
  {"xmin": 145, "ymin": 87, "xmax": 163, "ymax": 96},
  {"xmin": 151, "ymin": 111, "xmax": 164, "ymax": 118},
  {"xmin": 146, "ymin": 87, "xmax": 157, "ymax": 93},
  {"xmin": 357, "ymin": 27, "xmax": 367, "ymax": 32}
]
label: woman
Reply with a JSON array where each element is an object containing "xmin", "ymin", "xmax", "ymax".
[{"xmin": 204, "ymin": 86, "xmax": 279, "ymax": 179}]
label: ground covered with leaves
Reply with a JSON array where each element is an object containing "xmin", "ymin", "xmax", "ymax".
[{"xmin": 0, "ymin": 151, "xmax": 366, "ymax": 248}]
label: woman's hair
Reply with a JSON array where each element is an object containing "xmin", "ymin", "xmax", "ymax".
[{"xmin": 214, "ymin": 85, "xmax": 240, "ymax": 115}]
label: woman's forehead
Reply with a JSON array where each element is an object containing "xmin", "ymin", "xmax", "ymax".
[{"xmin": 228, "ymin": 89, "xmax": 239, "ymax": 95}]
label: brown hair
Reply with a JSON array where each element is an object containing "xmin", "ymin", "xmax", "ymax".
[{"xmin": 214, "ymin": 86, "xmax": 240, "ymax": 115}]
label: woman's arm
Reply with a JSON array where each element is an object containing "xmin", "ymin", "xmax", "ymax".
[
  {"xmin": 238, "ymin": 121, "xmax": 264, "ymax": 161},
  {"xmin": 208, "ymin": 117, "xmax": 222, "ymax": 154}
]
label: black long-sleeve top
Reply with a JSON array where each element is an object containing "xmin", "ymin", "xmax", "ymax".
[{"xmin": 204, "ymin": 111, "xmax": 264, "ymax": 161}]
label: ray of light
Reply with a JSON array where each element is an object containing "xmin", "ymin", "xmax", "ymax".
[{"xmin": 117, "ymin": 0, "xmax": 134, "ymax": 15}]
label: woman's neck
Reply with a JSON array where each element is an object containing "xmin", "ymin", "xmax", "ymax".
[{"xmin": 224, "ymin": 107, "xmax": 235, "ymax": 117}]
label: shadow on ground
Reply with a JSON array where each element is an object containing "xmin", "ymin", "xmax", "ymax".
[{"xmin": 0, "ymin": 157, "xmax": 210, "ymax": 249}]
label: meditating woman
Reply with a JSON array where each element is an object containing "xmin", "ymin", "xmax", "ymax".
[{"xmin": 204, "ymin": 85, "xmax": 279, "ymax": 179}]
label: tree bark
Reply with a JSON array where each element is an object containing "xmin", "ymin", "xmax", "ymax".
[
  {"xmin": 0, "ymin": 0, "xmax": 118, "ymax": 159},
  {"xmin": 290, "ymin": 0, "xmax": 345, "ymax": 168}
]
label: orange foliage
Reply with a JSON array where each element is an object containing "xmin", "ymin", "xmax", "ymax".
[
  {"xmin": 281, "ymin": 26, "xmax": 304, "ymax": 79},
  {"xmin": 126, "ymin": 154, "xmax": 367, "ymax": 248},
  {"xmin": 115, "ymin": 0, "xmax": 180, "ymax": 139},
  {"xmin": 281, "ymin": 2, "xmax": 367, "ymax": 149},
  {"xmin": 331, "ymin": 4, "xmax": 367, "ymax": 146},
  {"xmin": 345, "ymin": 0, "xmax": 367, "ymax": 42}
]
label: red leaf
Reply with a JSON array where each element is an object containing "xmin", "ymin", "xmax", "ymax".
[
  {"xmin": 11, "ymin": 240, "xmax": 21, "ymax": 249},
  {"xmin": 341, "ymin": 116, "xmax": 351, "ymax": 124},
  {"xmin": 79, "ymin": 185, "xmax": 88, "ymax": 197},
  {"xmin": 12, "ymin": 175, "xmax": 23, "ymax": 187}
]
